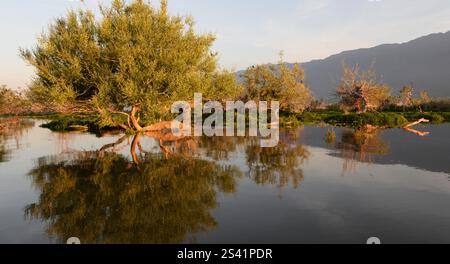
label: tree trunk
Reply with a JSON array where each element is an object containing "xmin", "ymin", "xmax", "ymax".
[
  {"xmin": 130, "ymin": 104, "xmax": 145, "ymax": 132},
  {"xmin": 130, "ymin": 104, "xmax": 186, "ymax": 133}
]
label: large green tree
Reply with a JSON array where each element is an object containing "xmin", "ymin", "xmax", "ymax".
[{"xmin": 21, "ymin": 0, "xmax": 240, "ymax": 130}]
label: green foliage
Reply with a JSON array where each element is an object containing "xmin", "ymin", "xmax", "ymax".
[
  {"xmin": 41, "ymin": 109, "xmax": 443, "ymax": 132},
  {"xmin": 382, "ymin": 113, "xmax": 409, "ymax": 127},
  {"xmin": 324, "ymin": 112, "xmax": 408, "ymax": 128},
  {"xmin": 297, "ymin": 111, "xmax": 339, "ymax": 123},
  {"xmin": 241, "ymin": 58, "xmax": 313, "ymax": 113},
  {"xmin": 440, "ymin": 112, "xmax": 450, "ymax": 122},
  {"xmin": 430, "ymin": 113, "xmax": 445, "ymax": 123},
  {"xmin": 280, "ymin": 114, "xmax": 301, "ymax": 128},
  {"xmin": 22, "ymin": 0, "xmax": 241, "ymax": 125},
  {"xmin": 279, "ymin": 109, "xmax": 450, "ymax": 128},
  {"xmin": 403, "ymin": 112, "xmax": 446, "ymax": 124},
  {"xmin": 41, "ymin": 114, "xmax": 103, "ymax": 133}
]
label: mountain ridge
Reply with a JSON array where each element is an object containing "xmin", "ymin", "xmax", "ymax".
[{"xmin": 238, "ymin": 31, "xmax": 450, "ymax": 100}]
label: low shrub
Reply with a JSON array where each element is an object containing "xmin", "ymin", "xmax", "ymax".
[
  {"xmin": 324, "ymin": 112, "xmax": 408, "ymax": 128},
  {"xmin": 440, "ymin": 112, "xmax": 450, "ymax": 122},
  {"xmin": 403, "ymin": 112, "xmax": 445, "ymax": 124},
  {"xmin": 41, "ymin": 115, "xmax": 102, "ymax": 133}
]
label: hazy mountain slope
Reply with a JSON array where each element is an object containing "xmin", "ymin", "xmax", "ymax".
[
  {"xmin": 238, "ymin": 31, "xmax": 450, "ymax": 100},
  {"xmin": 301, "ymin": 31, "xmax": 450, "ymax": 99}
]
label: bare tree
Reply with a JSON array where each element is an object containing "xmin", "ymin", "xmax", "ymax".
[{"xmin": 336, "ymin": 63, "xmax": 390, "ymax": 113}]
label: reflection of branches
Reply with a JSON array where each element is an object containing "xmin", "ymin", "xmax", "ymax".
[
  {"xmin": 0, "ymin": 118, "xmax": 34, "ymax": 163},
  {"xmin": 135, "ymin": 131, "xmax": 198, "ymax": 163},
  {"xmin": 199, "ymin": 136, "xmax": 244, "ymax": 161},
  {"xmin": 245, "ymin": 128, "xmax": 309, "ymax": 189},
  {"xmin": 98, "ymin": 129, "xmax": 198, "ymax": 166},
  {"xmin": 95, "ymin": 127, "xmax": 313, "ymax": 192},
  {"xmin": 99, "ymin": 135, "xmax": 129, "ymax": 153},
  {"xmin": 334, "ymin": 128, "xmax": 389, "ymax": 174},
  {"xmin": 26, "ymin": 150, "xmax": 241, "ymax": 244},
  {"xmin": 404, "ymin": 127, "xmax": 431, "ymax": 137}
]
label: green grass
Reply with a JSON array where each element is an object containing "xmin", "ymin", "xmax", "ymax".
[
  {"xmin": 280, "ymin": 111, "xmax": 449, "ymax": 128},
  {"xmin": 323, "ymin": 112, "xmax": 408, "ymax": 128},
  {"xmin": 402, "ymin": 112, "xmax": 448, "ymax": 124},
  {"xmin": 32, "ymin": 110, "xmax": 450, "ymax": 134},
  {"xmin": 40, "ymin": 114, "xmax": 106, "ymax": 135}
]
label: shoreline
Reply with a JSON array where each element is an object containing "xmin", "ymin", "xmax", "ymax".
[{"xmin": 3, "ymin": 110, "xmax": 449, "ymax": 134}]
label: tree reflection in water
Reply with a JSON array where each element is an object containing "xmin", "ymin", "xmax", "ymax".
[
  {"xmin": 245, "ymin": 128, "xmax": 310, "ymax": 189},
  {"xmin": 26, "ymin": 128, "xmax": 313, "ymax": 243},
  {"xmin": 26, "ymin": 133, "xmax": 242, "ymax": 244},
  {"xmin": 0, "ymin": 118, "xmax": 34, "ymax": 163},
  {"xmin": 332, "ymin": 128, "xmax": 389, "ymax": 174}
]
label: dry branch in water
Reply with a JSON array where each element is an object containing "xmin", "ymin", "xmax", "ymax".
[
  {"xmin": 130, "ymin": 104, "xmax": 187, "ymax": 133},
  {"xmin": 403, "ymin": 118, "xmax": 431, "ymax": 136},
  {"xmin": 403, "ymin": 118, "xmax": 430, "ymax": 128}
]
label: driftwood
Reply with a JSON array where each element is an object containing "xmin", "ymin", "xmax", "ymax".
[
  {"xmin": 130, "ymin": 104, "xmax": 187, "ymax": 133},
  {"xmin": 403, "ymin": 118, "xmax": 431, "ymax": 137},
  {"xmin": 98, "ymin": 104, "xmax": 186, "ymax": 133},
  {"xmin": 68, "ymin": 125, "xmax": 88, "ymax": 131},
  {"xmin": 403, "ymin": 118, "xmax": 430, "ymax": 128}
]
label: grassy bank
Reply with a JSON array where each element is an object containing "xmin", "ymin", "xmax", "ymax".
[
  {"xmin": 35, "ymin": 114, "xmax": 122, "ymax": 135},
  {"xmin": 280, "ymin": 111, "xmax": 450, "ymax": 128},
  {"xmin": 18, "ymin": 110, "xmax": 450, "ymax": 134}
]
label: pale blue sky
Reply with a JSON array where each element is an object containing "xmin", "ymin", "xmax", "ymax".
[{"xmin": 1, "ymin": 0, "xmax": 450, "ymax": 89}]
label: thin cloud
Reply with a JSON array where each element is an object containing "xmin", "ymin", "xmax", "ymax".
[{"xmin": 296, "ymin": 0, "xmax": 329, "ymax": 18}]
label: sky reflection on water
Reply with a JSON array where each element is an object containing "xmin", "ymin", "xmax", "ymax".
[{"xmin": 0, "ymin": 119, "xmax": 449, "ymax": 244}]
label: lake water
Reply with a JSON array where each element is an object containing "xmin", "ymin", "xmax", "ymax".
[{"xmin": 0, "ymin": 119, "xmax": 449, "ymax": 244}]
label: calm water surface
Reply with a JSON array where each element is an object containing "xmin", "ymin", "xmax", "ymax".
[{"xmin": 0, "ymin": 119, "xmax": 449, "ymax": 244}]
